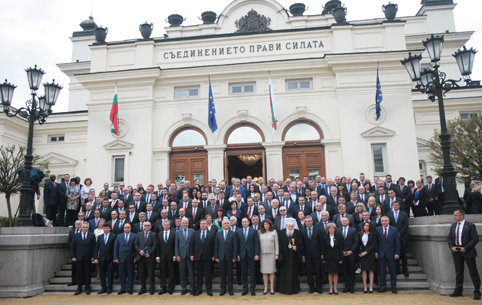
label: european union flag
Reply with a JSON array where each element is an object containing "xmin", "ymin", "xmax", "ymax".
[
  {"xmin": 208, "ymin": 78, "xmax": 217, "ymax": 133},
  {"xmin": 375, "ymin": 66, "xmax": 383, "ymax": 120}
]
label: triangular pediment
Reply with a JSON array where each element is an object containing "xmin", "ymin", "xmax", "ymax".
[
  {"xmin": 103, "ymin": 139, "xmax": 134, "ymax": 151},
  {"xmin": 361, "ymin": 126, "xmax": 396, "ymax": 138},
  {"xmin": 40, "ymin": 152, "xmax": 78, "ymax": 166},
  {"xmin": 417, "ymin": 137, "xmax": 430, "ymax": 149}
]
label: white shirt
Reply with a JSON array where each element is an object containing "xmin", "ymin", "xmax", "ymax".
[
  {"xmin": 330, "ymin": 235, "xmax": 335, "ymax": 248},
  {"xmin": 362, "ymin": 232, "xmax": 369, "ymax": 246},
  {"xmin": 456, "ymin": 220, "xmax": 465, "ymax": 246}
]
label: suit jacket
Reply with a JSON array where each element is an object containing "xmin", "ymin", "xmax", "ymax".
[
  {"xmin": 133, "ymin": 221, "xmax": 149, "ymax": 234},
  {"xmin": 153, "ymin": 218, "xmax": 174, "ymax": 233},
  {"xmin": 447, "ymin": 220, "xmax": 478, "ymax": 257},
  {"xmin": 383, "ymin": 196, "xmax": 404, "ymax": 214},
  {"xmin": 130, "ymin": 201, "xmax": 147, "ymax": 213},
  {"xmin": 226, "ymin": 210, "xmax": 244, "ymax": 228},
  {"xmin": 121, "ymin": 194, "xmax": 134, "ymax": 205},
  {"xmin": 68, "ymin": 228, "xmax": 81, "ymax": 247},
  {"xmin": 177, "ymin": 199, "xmax": 193, "ymax": 211},
  {"xmin": 316, "ymin": 185, "xmax": 327, "ymax": 197},
  {"xmin": 394, "ymin": 185, "xmax": 411, "ymax": 205},
  {"xmin": 57, "ymin": 182, "xmax": 67, "ymax": 204},
  {"xmin": 190, "ymin": 229, "xmax": 216, "ymax": 261},
  {"xmin": 424, "ymin": 183, "xmax": 437, "ymax": 201},
  {"xmin": 186, "ymin": 207, "xmax": 204, "ymax": 230},
  {"xmin": 356, "ymin": 194, "xmax": 369, "ymax": 206},
  {"xmin": 333, "ymin": 213, "xmax": 356, "ymax": 228},
  {"xmin": 156, "ymin": 229, "xmax": 176, "ymax": 260},
  {"xmin": 326, "ymin": 195, "xmax": 342, "ymax": 207},
  {"xmin": 315, "ymin": 220, "xmax": 333, "ymax": 235},
  {"xmin": 387, "ymin": 210, "xmax": 409, "ymax": 239},
  {"xmin": 205, "ymin": 204, "xmax": 222, "ymax": 218},
  {"xmin": 281, "ymin": 199, "xmax": 296, "ymax": 217},
  {"xmin": 71, "ymin": 231, "xmax": 96, "ymax": 261},
  {"xmin": 83, "ymin": 209, "xmax": 95, "ymax": 221},
  {"xmin": 229, "ymin": 186, "xmax": 247, "ymax": 199},
  {"xmin": 357, "ymin": 232, "xmax": 377, "ymax": 255},
  {"xmin": 292, "ymin": 204, "xmax": 312, "ymax": 220},
  {"xmin": 95, "ymin": 233, "xmax": 117, "ymax": 261},
  {"xmin": 175, "ymin": 227, "xmax": 195, "ymax": 259},
  {"xmin": 301, "ymin": 226, "xmax": 324, "ymax": 258},
  {"xmin": 99, "ymin": 206, "xmax": 113, "ymax": 222},
  {"xmin": 112, "ymin": 219, "xmax": 130, "ymax": 235},
  {"xmin": 127, "ymin": 212, "xmax": 139, "ymax": 224},
  {"xmin": 322, "ymin": 234, "xmax": 343, "ymax": 260},
  {"xmin": 114, "ymin": 232, "xmax": 137, "ymax": 263},
  {"xmin": 43, "ymin": 181, "xmax": 59, "ymax": 206},
  {"xmin": 235, "ymin": 227, "xmax": 260, "ymax": 259},
  {"xmin": 89, "ymin": 218, "xmax": 101, "ymax": 233},
  {"xmin": 337, "ymin": 226, "xmax": 359, "ymax": 253},
  {"xmin": 214, "ymin": 229, "xmax": 238, "ymax": 261},
  {"xmin": 256, "ymin": 213, "xmax": 273, "ymax": 224},
  {"xmin": 385, "ymin": 183, "xmax": 396, "ymax": 191},
  {"xmin": 167, "ymin": 209, "xmax": 179, "ymax": 220},
  {"xmin": 145, "ymin": 211, "xmax": 160, "ymax": 224},
  {"xmin": 357, "ymin": 220, "xmax": 377, "ymax": 232},
  {"xmin": 134, "ymin": 230, "xmax": 158, "ymax": 261},
  {"xmin": 375, "ymin": 225, "xmax": 400, "ymax": 258},
  {"xmin": 376, "ymin": 194, "xmax": 391, "ymax": 207},
  {"xmin": 242, "ymin": 205, "xmax": 259, "ymax": 221}
]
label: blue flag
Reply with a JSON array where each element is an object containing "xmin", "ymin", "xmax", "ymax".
[
  {"xmin": 208, "ymin": 79, "xmax": 217, "ymax": 133},
  {"xmin": 375, "ymin": 66, "xmax": 383, "ymax": 120}
]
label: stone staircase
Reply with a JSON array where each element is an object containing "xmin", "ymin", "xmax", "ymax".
[{"xmin": 43, "ymin": 252, "xmax": 432, "ymax": 295}]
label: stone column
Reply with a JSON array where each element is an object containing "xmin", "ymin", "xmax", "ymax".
[
  {"xmin": 262, "ymin": 142, "xmax": 285, "ymax": 180},
  {"xmin": 321, "ymin": 139, "xmax": 343, "ymax": 178},
  {"xmin": 152, "ymin": 148, "xmax": 171, "ymax": 183},
  {"xmin": 204, "ymin": 145, "xmax": 226, "ymax": 180}
]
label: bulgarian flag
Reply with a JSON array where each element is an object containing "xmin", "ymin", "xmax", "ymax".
[
  {"xmin": 110, "ymin": 84, "xmax": 119, "ymax": 136},
  {"xmin": 268, "ymin": 75, "xmax": 279, "ymax": 130}
]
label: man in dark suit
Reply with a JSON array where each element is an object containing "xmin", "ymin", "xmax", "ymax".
[
  {"xmin": 256, "ymin": 205, "xmax": 273, "ymax": 224},
  {"xmin": 127, "ymin": 205, "xmax": 139, "ymax": 224},
  {"xmin": 175, "ymin": 219, "xmax": 196, "ymax": 295},
  {"xmin": 94, "ymin": 223, "xmax": 117, "ymax": 294},
  {"xmin": 114, "ymin": 223, "xmax": 137, "ymax": 294},
  {"xmin": 168, "ymin": 202, "xmax": 179, "ymax": 220},
  {"xmin": 153, "ymin": 210, "xmax": 174, "ymax": 233},
  {"xmin": 89, "ymin": 209, "xmax": 102, "ymax": 233},
  {"xmin": 394, "ymin": 177, "xmax": 411, "ymax": 214},
  {"xmin": 338, "ymin": 217, "xmax": 359, "ymax": 293},
  {"xmin": 134, "ymin": 221, "xmax": 158, "ymax": 295},
  {"xmin": 121, "ymin": 187, "xmax": 134, "ymax": 205},
  {"xmin": 205, "ymin": 196, "xmax": 222, "ymax": 218},
  {"xmin": 385, "ymin": 175, "xmax": 396, "ymax": 191},
  {"xmin": 387, "ymin": 201, "xmax": 409, "ymax": 277},
  {"xmin": 376, "ymin": 186, "xmax": 390, "ymax": 207},
  {"xmin": 67, "ymin": 220, "xmax": 82, "ymax": 286},
  {"xmin": 71, "ymin": 222, "xmax": 96, "ymax": 295},
  {"xmin": 156, "ymin": 221, "xmax": 176, "ymax": 295},
  {"xmin": 281, "ymin": 193, "xmax": 296, "ymax": 217},
  {"xmin": 447, "ymin": 209, "xmax": 481, "ymax": 299},
  {"xmin": 333, "ymin": 205, "xmax": 356, "ymax": 228},
  {"xmin": 384, "ymin": 190, "xmax": 404, "ymax": 214},
  {"xmin": 314, "ymin": 211, "xmax": 332, "ymax": 234},
  {"xmin": 356, "ymin": 186, "xmax": 369, "ymax": 206},
  {"xmin": 243, "ymin": 197, "xmax": 258, "ymax": 224},
  {"xmin": 57, "ymin": 175, "xmax": 68, "ymax": 226},
  {"xmin": 357, "ymin": 211, "xmax": 377, "ymax": 232},
  {"xmin": 190, "ymin": 219, "xmax": 216, "ymax": 296},
  {"xmin": 187, "ymin": 199, "xmax": 204, "ymax": 230},
  {"xmin": 375, "ymin": 216, "xmax": 400, "ymax": 293},
  {"xmin": 178, "ymin": 193, "xmax": 193, "ymax": 211},
  {"xmin": 301, "ymin": 216, "xmax": 324, "ymax": 293},
  {"xmin": 326, "ymin": 186, "xmax": 340, "ymax": 207},
  {"xmin": 236, "ymin": 218, "xmax": 260, "ymax": 296},
  {"xmin": 145, "ymin": 203, "xmax": 160, "ymax": 224},
  {"xmin": 274, "ymin": 206, "xmax": 289, "ymax": 231},
  {"xmin": 215, "ymin": 219, "xmax": 238, "ymax": 296},
  {"xmin": 424, "ymin": 176, "xmax": 440, "ymax": 215},
  {"xmin": 99, "ymin": 198, "xmax": 113, "ymax": 222},
  {"xmin": 83, "ymin": 202, "xmax": 94, "ymax": 221},
  {"xmin": 44, "ymin": 174, "xmax": 59, "ymax": 223},
  {"xmin": 132, "ymin": 193, "xmax": 147, "ymax": 213},
  {"xmin": 113, "ymin": 210, "xmax": 130, "ymax": 234},
  {"xmin": 293, "ymin": 196, "xmax": 311, "ymax": 221}
]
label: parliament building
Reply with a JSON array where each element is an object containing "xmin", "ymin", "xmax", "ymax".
[{"xmin": 0, "ymin": 0, "xmax": 480, "ymax": 215}]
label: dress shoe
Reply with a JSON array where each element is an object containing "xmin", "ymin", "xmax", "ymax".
[
  {"xmin": 344, "ymin": 287, "xmax": 349, "ymax": 293},
  {"xmin": 369, "ymin": 289, "xmax": 374, "ymax": 293},
  {"xmin": 350, "ymin": 288, "xmax": 355, "ymax": 293},
  {"xmin": 449, "ymin": 291, "xmax": 463, "ymax": 297},
  {"xmin": 128, "ymin": 290, "xmax": 133, "ymax": 295},
  {"xmin": 364, "ymin": 289, "xmax": 368, "ymax": 294},
  {"xmin": 68, "ymin": 282, "xmax": 77, "ymax": 286},
  {"xmin": 181, "ymin": 289, "xmax": 188, "ymax": 295},
  {"xmin": 229, "ymin": 289, "xmax": 234, "ymax": 296},
  {"xmin": 150, "ymin": 289, "xmax": 155, "ymax": 295},
  {"xmin": 270, "ymin": 292, "xmax": 275, "ymax": 295},
  {"xmin": 334, "ymin": 292, "xmax": 339, "ymax": 295},
  {"xmin": 378, "ymin": 288, "xmax": 386, "ymax": 293},
  {"xmin": 309, "ymin": 286, "xmax": 315, "ymax": 294},
  {"xmin": 220, "ymin": 289, "xmax": 226, "ymax": 296},
  {"xmin": 85, "ymin": 289, "xmax": 91, "ymax": 295},
  {"xmin": 98, "ymin": 288, "xmax": 107, "ymax": 294},
  {"xmin": 107, "ymin": 289, "xmax": 112, "ymax": 295},
  {"xmin": 117, "ymin": 289, "xmax": 126, "ymax": 295},
  {"xmin": 263, "ymin": 291, "xmax": 267, "ymax": 295},
  {"xmin": 392, "ymin": 288, "xmax": 397, "ymax": 294},
  {"xmin": 138, "ymin": 287, "xmax": 146, "ymax": 295},
  {"xmin": 193, "ymin": 291, "xmax": 200, "ymax": 296},
  {"xmin": 329, "ymin": 292, "xmax": 333, "ymax": 295},
  {"xmin": 242, "ymin": 290, "xmax": 248, "ymax": 296},
  {"xmin": 207, "ymin": 291, "xmax": 213, "ymax": 296},
  {"xmin": 168, "ymin": 288, "xmax": 174, "ymax": 295},
  {"xmin": 396, "ymin": 270, "xmax": 402, "ymax": 275},
  {"xmin": 404, "ymin": 270, "xmax": 409, "ymax": 277},
  {"xmin": 237, "ymin": 280, "xmax": 242, "ymax": 285},
  {"xmin": 74, "ymin": 288, "xmax": 82, "ymax": 295},
  {"xmin": 251, "ymin": 290, "xmax": 256, "ymax": 296},
  {"xmin": 474, "ymin": 294, "xmax": 481, "ymax": 300}
]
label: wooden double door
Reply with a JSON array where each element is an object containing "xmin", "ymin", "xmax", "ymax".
[
  {"xmin": 170, "ymin": 150, "xmax": 208, "ymax": 186},
  {"xmin": 283, "ymin": 144, "xmax": 325, "ymax": 180}
]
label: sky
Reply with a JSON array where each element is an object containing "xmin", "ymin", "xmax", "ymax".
[{"xmin": 0, "ymin": 0, "xmax": 481, "ymax": 112}]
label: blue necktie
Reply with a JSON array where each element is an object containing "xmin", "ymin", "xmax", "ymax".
[
  {"xmin": 244, "ymin": 229, "xmax": 248, "ymax": 241},
  {"xmin": 164, "ymin": 231, "xmax": 168, "ymax": 243},
  {"xmin": 104, "ymin": 234, "xmax": 108, "ymax": 245},
  {"xmin": 281, "ymin": 217, "xmax": 285, "ymax": 230},
  {"xmin": 202, "ymin": 231, "xmax": 205, "ymax": 244}
]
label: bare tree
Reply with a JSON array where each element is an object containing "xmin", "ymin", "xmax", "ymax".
[{"xmin": 0, "ymin": 146, "xmax": 49, "ymax": 227}]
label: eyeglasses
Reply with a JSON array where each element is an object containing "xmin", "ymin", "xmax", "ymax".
[{"xmin": 144, "ymin": 224, "xmax": 151, "ymax": 227}]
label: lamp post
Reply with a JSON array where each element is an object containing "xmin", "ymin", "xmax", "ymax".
[
  {"xmin": 401, "ymin": 35, "xmax": 478, "ymax": 214},
  {"xmin": 0, "ymin": 65, "xmax": 62, "ymax": 226}
]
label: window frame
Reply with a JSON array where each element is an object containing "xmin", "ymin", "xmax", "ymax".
[
  {"xmin": 460, "ymin": 111, "xmax": 480, "ymax": 120},
  {"xmin": 48, "ymin": 135, "xmax": 65, "ymax": 143},
  {"xmin": 113, "ymin": 156, "xmax": 125, "ymax": 184},
  {"xmin": 229, "ymin": 82, "xmax": 256, "ymax": 95},
  {"xmin": 372, "ymin": 144, "xmax": 388, "ymax": 176},
  {"xmin": 175, "ymin": 86, "xmax": 200, "ymax": 99},
  {"xmin": 285, "ymin": 79, "xmax": 313, "ymax": 91}
]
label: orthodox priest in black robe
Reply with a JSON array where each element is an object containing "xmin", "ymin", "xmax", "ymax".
[{"xmin": 277, "ymin": 218, "xmax": 303, "ymax": 295}]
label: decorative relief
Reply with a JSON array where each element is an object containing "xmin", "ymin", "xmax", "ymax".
[
  {"xmin": 235, "ymin": 9, "xmax": 271, "ymax": 33},
  {"xmin": 365, "ymin": 104, "xmax": 386, "ymax": 125},
  {"xmin": 111, "ymin": 118, "xmax": 129, "ymax": 138}
]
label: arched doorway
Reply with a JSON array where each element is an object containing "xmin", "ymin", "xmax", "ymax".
[
  {"xmin": 224, "ymin": 124, "xmax": 266, "ymax": 182},
  {"xmin": 169, "ymin": 127, "xmax": 208, "ymax": 186},
  {"xmin": 282, "ymin": 121, "xmax": 325, "ymax": 180}
]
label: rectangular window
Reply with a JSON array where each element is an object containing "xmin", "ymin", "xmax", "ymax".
[
  {"xmin": 113, "ymin": 157, "xmax": 125, "ymax": 183},
  {"xmin": 175, "ymin": 86, "xmax": 200, "ymax": 98},
  {"xmin": 308, "ymin": 169, "xmax": 319, "ymax": 181},
  {"xmin": 229, "ymin": 83, "xmax": 256, "ymax": 95},
  {"xmin": 372, "ymin": 144, "xmax": 388, "ymax": 176},
  {"xmin": 286, "ymin": 79, "xmax": 312, "ymax": 91},
  {"xmin": 48, "ymin": 135, "xmax": 65, "ymax": 143},
  {"xmin": 289, "ymin": 170, "xmax": 300, "ymax": 181},
  {"xmin": 460, "ymin": 111, "xmax": 480, "ymax": 120}
]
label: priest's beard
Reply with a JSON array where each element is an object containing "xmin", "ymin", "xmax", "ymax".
[{"xmin": 286, "ymin": 228, "xmax": 294, "ymax": 237}]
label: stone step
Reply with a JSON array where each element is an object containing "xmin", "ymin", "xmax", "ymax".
[{"xmin": 44, "ymin": 281, "xmax": 430, "ymax": 293}]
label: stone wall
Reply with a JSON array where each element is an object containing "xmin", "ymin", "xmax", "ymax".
[
  {"xmin": 0, "ymin": 227, "xmax": 70, "ymax": 297},
  {"xmin": 409, "ymin": 214, "xmax": 482, "ymax": 295}
]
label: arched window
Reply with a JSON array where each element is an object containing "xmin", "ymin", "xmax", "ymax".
[
  {"xmin": 283, "ymin": 122, "xmax": 322, "ymax": 141},
  {"xmin": 226, "ymin": 126, "xmax": 263, "ymax": 144},
  {"xmin": 171, "ymin": 128, "xmax": 206, "ymax": 147}
]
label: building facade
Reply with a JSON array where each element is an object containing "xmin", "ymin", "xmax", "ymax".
[{"xmin": 0, "ymin": 0, "xmax": 480, "ymax": 216}]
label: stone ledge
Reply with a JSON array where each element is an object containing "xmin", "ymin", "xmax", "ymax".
[
  {"xmin": 0, "ymin": 227, "xmax": 70, "ymax": 235},
  {"xmin": 0, "ymin": 284, "xmax": 45, "ymax": 298}
]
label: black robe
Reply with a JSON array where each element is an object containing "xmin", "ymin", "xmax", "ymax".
[{"xmin": 277, "ymin": 229, "xmax": 303, "ymax": 295}]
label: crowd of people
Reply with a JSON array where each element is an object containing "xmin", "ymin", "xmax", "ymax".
[{"xmin": 43, "ymin": 173, "xmax": 481, "ymax": 299}]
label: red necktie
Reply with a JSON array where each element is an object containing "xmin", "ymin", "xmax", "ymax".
[
  {"xmin": 53, "ymin": 182, "xmax": 56, "ymax": 188},
  {"xmin": 429, "ymin": 184, "xmax": 432, "ymax": 192},
  {"xmin": 184, "ymin": 202, "xmax": 187, "ymax": 210},
  {"xmin": 401, "ymin": 185, "xmax": 404, "ymax": 192},
  {"xmin": 274, "ymin": 210, "xmax": 277, "ymax": 218},
  {"xmin": 248, "ymin": 207, "xmax": 252, "ymax": 219},
  {"xmin": 193, "ymin": 208, "xmax": 196, "ymax": 220},
  {"xmin": 384, "ymin": 227, "xmax": 387, "ymax": 240}
]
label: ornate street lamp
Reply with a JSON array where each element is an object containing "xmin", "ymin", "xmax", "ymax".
[
  {"xmin": 401, "ymin": 36, "xmax": 479, "ymax": 214},
  {"xmin": 0, "ymin": 65, "xmax": 62, "ymax": 226}
]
